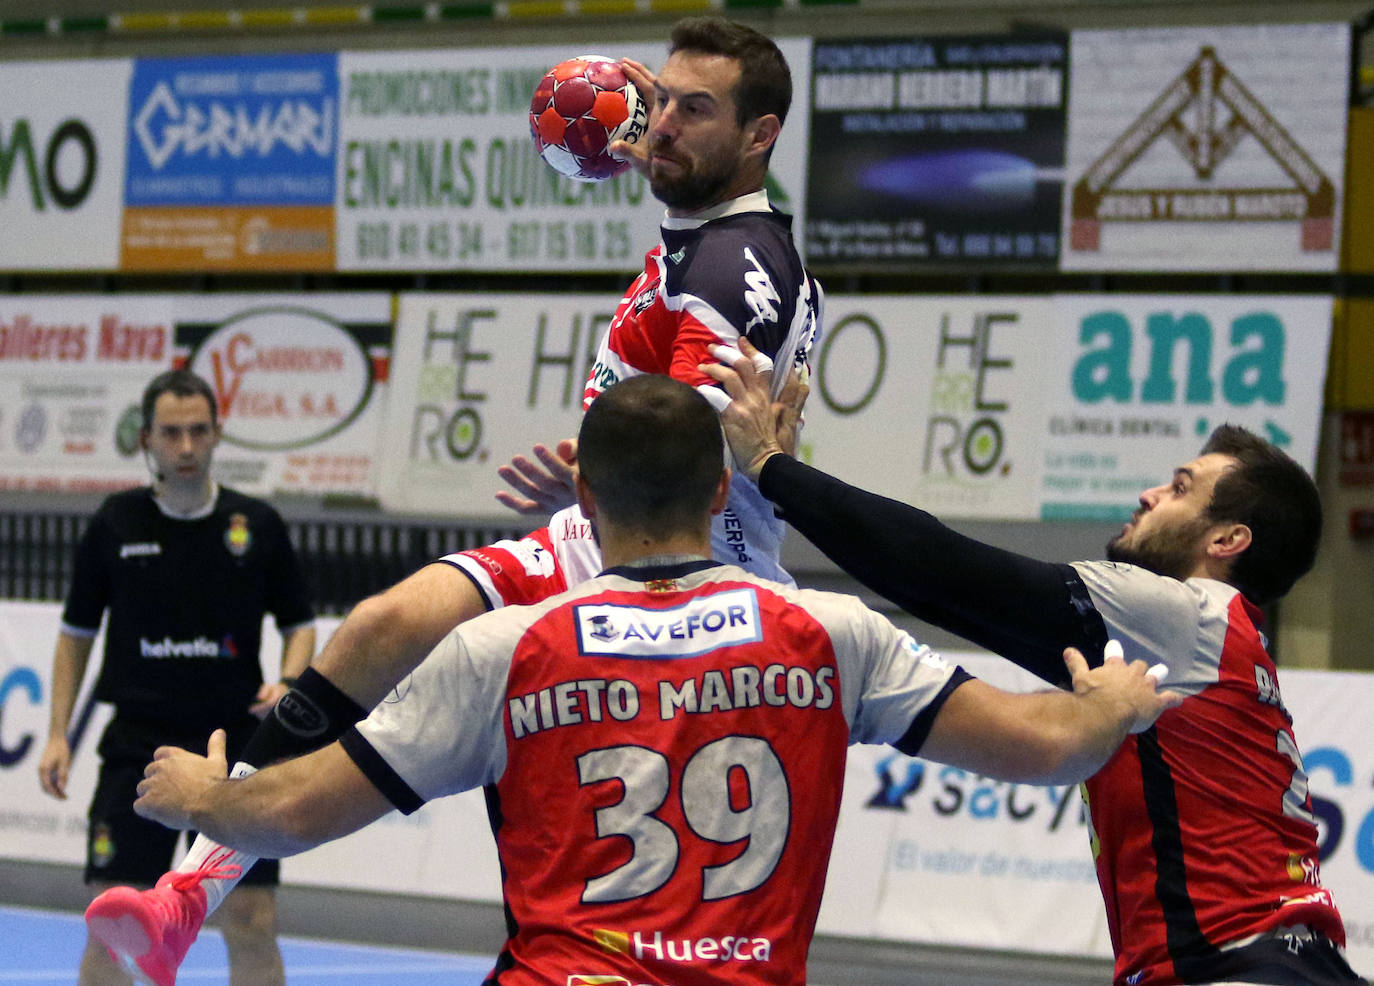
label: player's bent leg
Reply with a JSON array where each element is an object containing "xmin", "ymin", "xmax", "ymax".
[{"xmin": 215, "ymin": 885, "xmax": 283, "ymax": 986}]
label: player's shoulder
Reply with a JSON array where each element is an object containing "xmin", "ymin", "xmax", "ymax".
[
  {"xmin": 1073, "ymin": 559, "xmax": 1238, "ymax": 604},
  {"xmin": 667, "ymin": 211, "xmax": 800, "ymax": 287}
]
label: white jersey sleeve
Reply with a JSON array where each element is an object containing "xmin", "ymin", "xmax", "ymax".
[
  {"xmin": 352, "ymin": 612, "xmax": 513, "ymax": 800},
  {"xmin": 790, "ymin": 585, "xmax": 961, "ymax": 746},
  {"xmin": 1071, "ymin": 560, "xmax": 1235, "ymax": 688}
]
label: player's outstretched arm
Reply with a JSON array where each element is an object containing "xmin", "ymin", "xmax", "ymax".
[
  {"xmin": 495, "ymin": 439, "xmax": 578, "ymax": 516},
  {"xmin": 913, "ymin": 643, "xmax": 1180, "ymax": 786},
  {"xmin": 136, "ymin": 729, "xmax": 390, "ymax": 859}
]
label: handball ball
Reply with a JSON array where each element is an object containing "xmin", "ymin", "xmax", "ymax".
[{"xmin": 530, "ymin": 54, "xmax": 648, "ymax": 183}]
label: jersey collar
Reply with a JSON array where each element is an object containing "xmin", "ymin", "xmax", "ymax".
[
  {"xmin": 601, "ymin": 555, "xmax": 722, "ymax": 582},
  {"xmin": 152, "ymin": 482, "xmax": 220, "ymax": 520},
  {"xmin": 661, "ymin": 189, "xmax": 771, "ymax": 231}
]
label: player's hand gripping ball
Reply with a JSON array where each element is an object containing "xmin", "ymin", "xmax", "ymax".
[{"xmin": 529, "ymin": 55, "xmax": 648, "ymax": 183}]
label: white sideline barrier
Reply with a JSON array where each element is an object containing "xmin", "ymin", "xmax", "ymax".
[{"xmin": 1, "ymin": 601, "xmax": 1369, "ymax": 971}]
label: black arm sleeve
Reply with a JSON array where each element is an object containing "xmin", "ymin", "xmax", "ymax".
[{"xmin": 759, "ymin": 455, "xmax": 1108, "ymax": 687}]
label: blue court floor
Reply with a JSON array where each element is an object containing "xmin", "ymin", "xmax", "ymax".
[{"xmin": 1, "ymin": 904, "xmax": 493, "ymax": 986}]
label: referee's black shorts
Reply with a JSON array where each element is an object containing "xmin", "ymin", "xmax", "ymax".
[{"xmin": 84, "ymin": 715, "xmax": 280, "ymax": 888}]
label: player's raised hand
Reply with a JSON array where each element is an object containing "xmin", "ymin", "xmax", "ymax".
[
  {"xmin": 700, "ymin": 337, "xmax": 808, "ymax": 482},
  {"xmin": 495, "ymin": 439, "xmax": 579, "ymax": 516},
  {"xmin": 610, "ymin": 58, "xmax": 655, "ymax": 175}
]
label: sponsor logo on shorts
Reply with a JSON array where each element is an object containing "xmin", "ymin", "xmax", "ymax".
[{"xmin": 90, "ymin": 823, "xmax": 115, "ymax": 868}]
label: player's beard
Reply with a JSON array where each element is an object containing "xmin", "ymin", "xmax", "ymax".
[
  {"xmin": 650, "ymin": 152, "xmax": 735, "ymax": 212},
  {"xmin": 1106, "ymin": 513, "xmax": 1213, "ymax": 582}
]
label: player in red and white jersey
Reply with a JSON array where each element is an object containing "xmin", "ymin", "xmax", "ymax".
[
  {"xmin": 709, "ymin": 340, "xmax": 1369, "ymax": 986},
  {"xmin": 131, "ymin": 375, "xmax": 1177, "ymax": 986},
  {"xmin": 500, "ymin": 18, "xmax": 822, "ymax": 588},
  {"xmin": 1077, "ymin": 564, "xmax": 1348, "ymax": 985}
]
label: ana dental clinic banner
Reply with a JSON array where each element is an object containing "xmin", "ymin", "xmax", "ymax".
[
  {"xmin": 0, "ymin": 59, "xmax": 131, "ymax": 271},
  {"xmin": 334, "ymin": 38, "xmax": 811, "ymax": 272},
  {"xmin": 806, "ymin": 34, "xmax": 1066, "ymax": 267},
  {"xmin": 121, "ymin": 52, "xmax": 338, "ymax": 271},
  {"xmin": 797, "ymin": 294, "xmax": 1330, "ymax": 522},
  {"xmin": 376, "ymin": 292, "xmax": 1331, "ymax": 522},
  {"xmin": 1062, "ymin": 23, "xmax": 1350, "ymax": 272},
  {"xmin": 1040, "ymin": 294, "xmax": 1331, "ymax": 520},
  {"xmin": 173, "ymin": 294, "xmax": 394, "ymax": 498},
  {"xmin": 2, "ymin": 604, "xmax": 1370, "ymax": 972},
  {"xmin": 0, "ymin": 296, "xmax": 174, "ymax": 493}
]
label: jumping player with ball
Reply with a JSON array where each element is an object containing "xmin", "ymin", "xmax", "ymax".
[{"xmin": 500, "ymin": 16, "xmax": 824, "ymax": 590}]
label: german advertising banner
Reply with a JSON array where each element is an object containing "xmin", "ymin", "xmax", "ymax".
[
  {"xmin": 1040, "ymin": 294, "xmax": 1331, "ymax": 520},
  {"xmin": 1062, "ymin": 23, "xmax": 1349, "ymax": 272},
  {"xmin": 121, "ymin": 53, "xmax": 338, "ymax": 271},
  {"xmin": 0, "ymin": 59, "xmax": 131, "ymax": 271},
  {"xmin": 0, "ymin": 296, "xmax": 174, "ymax": 493},
  {"xmin": 173, "ymin": 294, "xmax": 394, "ymax": 498},
  {"xmin": 334, "ymin": 39, "xmax": 810, "ymax": 272},
  {"xmin": 376, "ymin": 293, "xmax": 601, "ymax": 516},
  {"xmin": 806, "ymin": 35, "xmax": 1067, "ymax": 268}
]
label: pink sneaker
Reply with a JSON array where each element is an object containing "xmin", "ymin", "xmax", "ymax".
[{"xmin": 85, "ymin": 857, "xmax": 240, "ymax": 986}]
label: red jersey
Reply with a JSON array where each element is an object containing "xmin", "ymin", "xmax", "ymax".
[
  {"xmin": 344, "ymin": 559, "xmax": 962, "ymax": 986},
  {"xmin": 1074, "ymin": 562, "xmax": 1344, "ymax": 986}
]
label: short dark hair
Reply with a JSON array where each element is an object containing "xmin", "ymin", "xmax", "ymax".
[
  {"xmin": 141, "ymin": 369, "xmax": 218, "ymax": 431},
  {"xmin": 578, "ymin": 375, "xmax": 724, "ymax": 533},
  {"xmin": 669, "ymin": 16, "xmax": 792, "ymax": 129},
  {"xmin": 1200, "ymin": 424, "xmax": 1321, "ymax": 604}
]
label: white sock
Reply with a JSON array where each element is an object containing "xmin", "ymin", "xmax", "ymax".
[{"xmin": 173, "ymin": 761, "xmax": 261, "ymax": 915}]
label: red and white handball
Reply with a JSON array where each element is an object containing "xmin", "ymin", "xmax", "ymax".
[{"xmin": 529, "ymin": 55, "xmax": 648, "ymax": 183}]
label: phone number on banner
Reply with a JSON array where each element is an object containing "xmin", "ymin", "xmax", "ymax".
[{"xmin": 352, "ymin": 219, "xmax": 635, "ymax": 265}]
